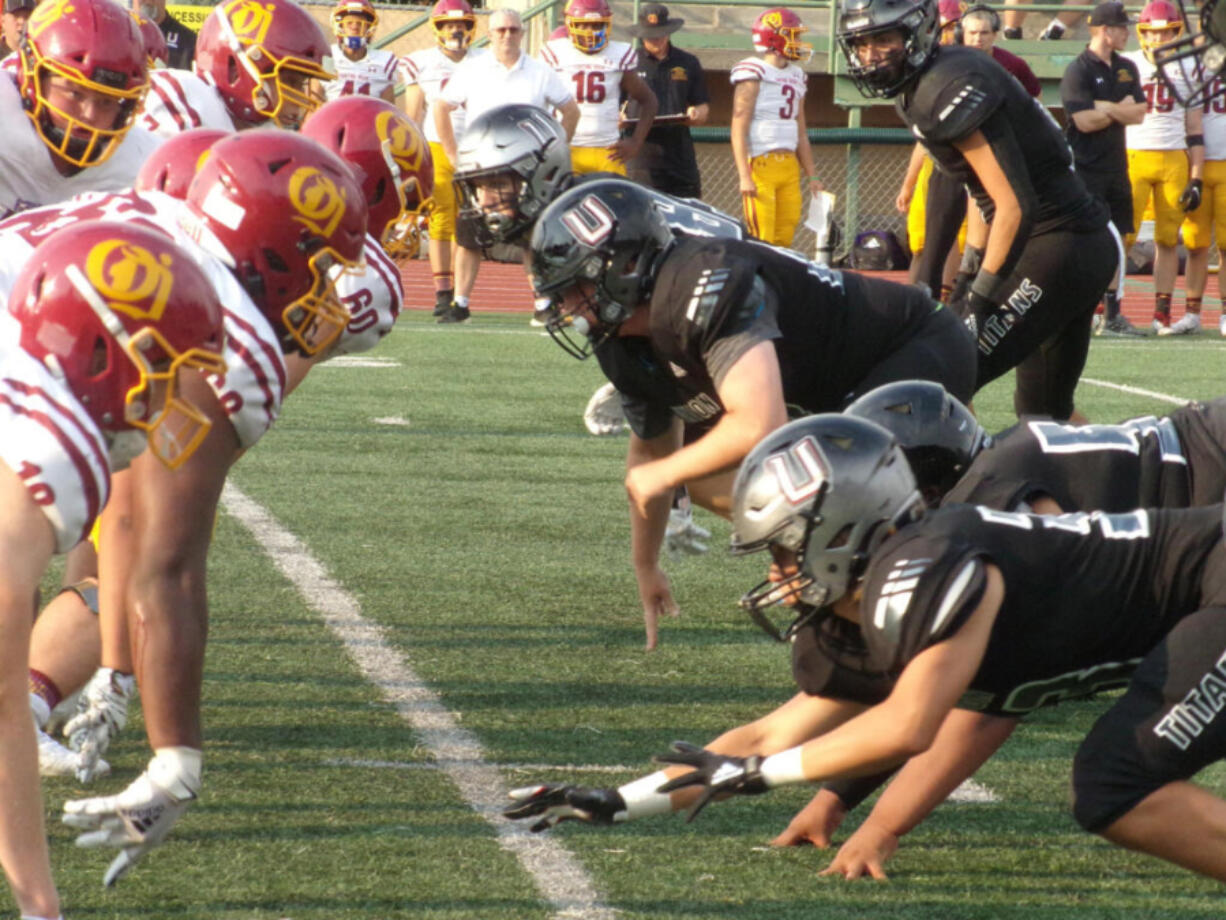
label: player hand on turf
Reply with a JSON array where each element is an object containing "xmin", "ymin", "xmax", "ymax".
[
  {"xmin": 65, "ymin": 667, "xmax": 136, "ymax": 784},
  {"xmin": 817, "ymin": 819, "xmax": 898, "ymax": 880},
  {"xmin": 63, "ymin": 751, "xmax": 199, "ymax": 887},
  {"xmin": 583, "ymin": 382, "xmax": 628, "ymax": 436},
  {"xmin": 503, "ymin": 784, "xmax": 627, "ymax": 832},
  {"xmin": 654, "ymin": 742, "xmax": 768, "ymax": 822},
  {"xmin": 771, "ymin": 787, "xmax": 848, "ymax": 849},
  {"xmin": 636, "ymin": 564, "xmax": 680, "ymax": 651},
  {"xmin": 1179, "ymin": 178, "xmax": 1204, "ymax": 213},
  {"xmin": 665, "ymin": 503, "xmax": 710, "ymax": 558}
]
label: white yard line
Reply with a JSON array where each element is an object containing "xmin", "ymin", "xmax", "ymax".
[
  {"xmin": 1080, "ymin": 377, "xmax": 1190, "ymax": 407},
  {"xmin": 221, "ymin": 482, "xmax": 617, "ymax": 920}
]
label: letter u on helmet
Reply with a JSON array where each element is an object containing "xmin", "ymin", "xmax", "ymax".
[
  {"xmin": 9, "ymin": 221, "xmax": 228, "ymax": 470},
  {"xmin": 194, "ymin": 0, "xmax": 335, "ymax": 129},
  {"xmin": 752, "ymin": 7, "xmax": 813, "ymax": 61},
  {"xmin": 182, "ymin": 130, "xmax": 368, "ymax": 357},
  {"xmin": 18, "ymin": 0, "xmax": 149, "ymax": 168},
  {"xmin": 302, "ymin": 96, "xmax": 435, "ymax": 262}
]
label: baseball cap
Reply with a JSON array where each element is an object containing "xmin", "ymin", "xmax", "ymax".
[{"xmin": 1088, "ymin": 2, "xmax": 1134, "ymax": 26}]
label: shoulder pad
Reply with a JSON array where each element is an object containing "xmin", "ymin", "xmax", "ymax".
[
  {"xmin": 730, "ymin": 59, "xmax": 765, "ymax": 83},
  {"xmin": 908, "ymin": 48, "xmax": 1007, "ymax": 145},
  {"xmin": 649, "ymin": 239, "xmax": 757, "ymax": 349}
]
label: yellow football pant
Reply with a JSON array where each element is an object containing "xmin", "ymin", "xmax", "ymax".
[
  {"xmin": 428, "ymin": 141, "xmax": 456, "ymax": 242},
  {"xmin": 1181, "ymin": 158, "xmax": 1226, "ymax": 250},
  {"xmin": 1127, "ymin": 148, "xmax": 1189, "ymax": 248},
  {"xmin": 570, "ymin": 146, "xmax": 627, "ymax": 176},
  {"xmin": 743, "ymin": 150, "xmax": 801, "ymax": 248}
]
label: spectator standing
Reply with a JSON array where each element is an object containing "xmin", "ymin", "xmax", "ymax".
[
  {"xmin": 623, "ymin": 3, "xmax": 710, "ymax": 198},
  {"xmin": 731, "ymin": 7, "xmax": 820, "ymax": 248},
  {"xmin": 402, "ymin": 0, "xmax": 480, "ymax": 319},
  {"xmin": 434, "ymin": 7, "xmax": 579, "ymax": 324},
  {"xmin": 0, "ymin": 0, "xmax": 34, "ymax": 62},
  {"xmin": 1179, "ymin": 72, "xmax": 1226, "ymax": 337},
  {"xmin": 134, "ymin": 0, "xmax": 195, "ymax": 71},
  {"xmin": 1061, "ymin": 1, "xmax": 1147, "ymax": 336}
]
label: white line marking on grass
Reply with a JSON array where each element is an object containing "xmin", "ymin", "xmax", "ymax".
[
  {"xmin": 1081, "ymin": 378, "xmax": 1191, "ymax": 407},
  {"xmin": 947, "ymin": 779, "xmax": 1000, "ymax": 804},
  {"xmin": 328, "ymin": 757, "xmax": 647, "ymax": 775},
  {"xmin": 221, "ymin": 482, "xmax": 617, "ymax": 920},
  {"xmin": 373, "ymin": 416, "xmax": 411, "ymax": 427},
  {"xmin": 319, "ymin": 356, "xmax": 400, "ymax": 368}
]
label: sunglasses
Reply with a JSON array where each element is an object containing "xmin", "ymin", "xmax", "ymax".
[{"xmin": 491, "ymin": 26, "xmax": 522, "ymax": 33}]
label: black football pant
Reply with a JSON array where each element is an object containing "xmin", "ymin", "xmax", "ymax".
[{"xmin": 970, "ymin": 223, "xmax": 1117, "ymax": 420}]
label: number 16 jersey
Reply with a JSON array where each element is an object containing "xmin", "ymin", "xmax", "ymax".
[{"xmin": 540, "ymin": 37, "xmax": 636, "ymax": 148}]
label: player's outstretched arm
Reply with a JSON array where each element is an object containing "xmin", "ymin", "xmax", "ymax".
[{"xmin": 627, "ymin": 423, "xmax": 683, "ymax": 650}]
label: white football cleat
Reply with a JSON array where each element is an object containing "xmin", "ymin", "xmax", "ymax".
[{"xmin": 1157, "ymin": 313, "xmax": 1201, "ymax": 336}]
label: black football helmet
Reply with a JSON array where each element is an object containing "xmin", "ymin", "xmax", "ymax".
[
  {"xmin": 837, "ymin": 0, "xmax": 939, "ymax": 99},
  {"xmin": 530, "ymin": 179, "xmax": 676, "ymax": 359},
  {"xmin": 844, "ymin": 380, "xmax": 988, "ymax": 503},
  {"xmin": 731, "ymin": 414, "xmax": 923, "ymax": 642},
  {"xmin": 1152, "ymin": 0, "xmax": 1226, "ymax": 106}
]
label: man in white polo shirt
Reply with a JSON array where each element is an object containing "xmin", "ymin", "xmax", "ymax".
[{"xmin": 434, "ymin": 7, "xmax": 579, "ymax": 323}]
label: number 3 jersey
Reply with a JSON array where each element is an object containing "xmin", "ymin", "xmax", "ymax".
[
  {"xmin": 540, "ymin": 38, "xmax": 636, "ymax": 148},
  {"xmin": 1123, "ymin": 50, "xmax": 1194, "ymax": 150},
  {"xmin": 833, "ymin": 503, "xmax": 1226, "ymax": 717},
  {"xmin": 944, "ymin": 399, "xmax": 1226, "ymax": 512},
  {"xmin": 729, "ymin": 57, "xmax": 806, "ymax": 157}
]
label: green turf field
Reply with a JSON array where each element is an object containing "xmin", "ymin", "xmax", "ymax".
[{"xmin": 38, "ymin": 316, "xmax": 1226, "ymax": 918}]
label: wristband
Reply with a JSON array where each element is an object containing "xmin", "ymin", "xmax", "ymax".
[
  {"xmin": 807, "ymin": 175, "xmax": 820, "ymax": 183},
  {"xmin": 759, "ymin": 746, "xmax": 808, "ymax": 788},
  {"xmin": 969, "ymin": 269, "xmax": 1003, "ymax": 303},
  {"xmin": 1187, "ymin": 133, "xmax": 1205, "ymax": 147},
  {"xmin": 617, "ymin": 769, "xmax": 674, "ymax": 820}
]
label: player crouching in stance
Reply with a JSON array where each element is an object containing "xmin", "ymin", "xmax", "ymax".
[
  {"xmin": 505, "ymin": 413, "xmax": 1226, "ymax": 884},
  {"xmin": 0, "ymin": 222, "xmax": 225, "ymax": 920}
]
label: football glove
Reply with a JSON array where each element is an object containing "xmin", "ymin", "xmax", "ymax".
[
  {"xmin": 65, "ymin": 668, "xmax": 135, "ymax": 784},
  {"xmin": 1180, "ymin": 178, "xmax": 1204, "ymax": 213},
  {"xmin": 38, "ymin": 726, "xmax": 110, "ymax": 781},
  {"xmin": 583, "ymin": 382, "xmax": 628, "ymax": 437},
  {"xmin": 63, "ymin": 751, "xmax": 199, "ymax": 887},
  {"xmin": 503, "ymin": 784, "xmax": 627, "ymax": 832},
  {"xmin": 665, "ymin": 503, "xmax": 710, "ymax": 558},
  {"xmin": 654, "ymin": 741, "xmax": 768, "ymax": 822}
]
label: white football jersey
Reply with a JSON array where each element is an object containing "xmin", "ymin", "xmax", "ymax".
[
  {"xmin": 0, "ymin": 190, "xmax": 287, "ymax": 450},
  {"xmin": 330, "ymin": 235, "xmax": 405, "ymax": 357},
  {"xmin": 399, "ymin": 46, "xmax": 478, "ymax": 145},
  {"xmin": 730, "ymin": 57, "xmax": 807, "ymax": 158},
  {"xmin": 0, "ymin": 341, "xmax": 111, "ymax": 553},
  {"xmin": 324, "ymin": 45, "xmax": 401, "ymax": 102},
  {"xmin": 1124, "ymin": 51, "xmax": 1193, "ymax": 151},
  {"xmin": 539, "ymin": 38, "xmax": 636, "ymax": 148},
  {"xmin": 140, "ymin": 69, "xmax": 235, "ymax": 138},
  {"xmin": 1199, "ymin": 76, "xmax": 1226, "ymax": 159},
  {"xmin": 0, "ymin": 74, "xmax": 163, "ymax": 220}
]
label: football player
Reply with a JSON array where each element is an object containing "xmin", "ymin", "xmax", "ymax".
[
  {"xmin": 0, "ymin": 131, "xmax": 367, "ymax": 886},
  {"xmin": 505, "ymin": 413, "xmax": 1226, "ymax": 886},
  {"xmin": 140, "ymin": 0, "xmax": 335, "ymax": 136},
  {"xmin": 1, "ymin": 0, "xmax": 160, "ymax": 219},
  {"xmin": 730, "ymin": 8, "xmax": 822, "ymax": 247},
  {"xmin": 0, "ymin": 221, "xmax": 226, "ymax": 920},
  {"xmin": 531, "ymin": 179, "xmax": 976, "ymax": 646},
  {"xmin": 1121, "ymin": 0, "xmax": 1205, "ymax": 333},
  {"xmin": 135, "ymin": 14, "xmax": 169, "ymax": 70},
  {"xmin": 838, "ymin": 0, "xmax": 1117, "ymax": 422},
  {"xmin": 1176, "ymin": 70, "xmax": 1226, "ymax": 337},
  {"xmin": 540, "ymin": 0, "xmax": 658, "ymax": 176},
  {"xmin": 401, "ymin": 0, "xmax": 480, "ymax": 318},
  {"xmin": 324, "ymin": 0, "xmax": 400, "ymax": 103}
]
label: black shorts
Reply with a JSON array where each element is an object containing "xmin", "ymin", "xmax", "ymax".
[
  {"xmin": 1077, "ymin": 167, "xmax": 1134, "ymax": 238},
  {"xmin": 1073, "ymin": 603, "xmax": 1226, "ymax": 832},
  {"xmin": 972, "ymin": 223, "xmax": 1116, "ymax": 419},
  {"xmin": 847, "ymin": 302, "xmax": 978, "ymax": 406},
  {"xmin": 1175, "ymin": 398, "xmax": 1226, "ymax": 506}
]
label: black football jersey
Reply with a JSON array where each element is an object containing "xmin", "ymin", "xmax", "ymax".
[
  {"xmin": 852, "ymin": 503, "xmax": 1226, "ymax": 716},
  {"xmin": 945, "ymin": 400, "xmax": 1226, "ymax": 513},
  {"xmin": 899, "ymin": 46, "xmax": 1105, "ymax": 238}
]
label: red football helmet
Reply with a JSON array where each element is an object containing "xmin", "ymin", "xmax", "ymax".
[
  {"xmin": 18, "ymin": 0, "xmax": 149, "ymax": 168},
  {"xmin": 135, "ymin": 15, "xmax": 169, "ymax": 69},
  {"xmin": 1138, "ymin": 0, "xmax": 1183, "ymax": 55},
  {"xmin": 135, "ymin": 128, "xmax": 231, "ymax": 199},
  {"xmin": 430, "ymin": 0, "xmax": 475, "ymax": 51},
  {"xmin": 182, "ymin": 130, "xmax": 368, "ymax": 356},
  {"xmin": 565, "ymin": 0, "xmax": 612, "ymax": 53},
  {"xmin": 751, "ymin": 7, "xmax": 812, "ymax": 62},
  {"xmin": 332, "ymin": 0, "xmax": 378, "ymax": 46},
  {"xmin": 194, "ymin": 0, "xmax": 334, "ymax": 129},
  {"xmin": 301, "ymin": 96, "xmax": 434, "ymax": 262},
  {"xmin": 9, "ymin": 220, "xmax": 227, "ymax": 469}
]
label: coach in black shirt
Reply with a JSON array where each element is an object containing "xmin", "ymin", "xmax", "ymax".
[
  {"xmin": 623, "ymin": 3, "xmax": 709, "ymax": 198},
  {"xmin": 139, "ymin": 0, "xmax": 196, "ymax": 71},
  {"xmin": 1061, "ymin": 1, "xmax": 1146, "ymax": 333}
]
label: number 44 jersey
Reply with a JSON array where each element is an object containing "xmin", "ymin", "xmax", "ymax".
[{"xmin": 856, "ymin": 503, "xmax": 1226, "ymax": 716}]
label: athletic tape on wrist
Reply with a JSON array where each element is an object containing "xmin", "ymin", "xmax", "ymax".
[
  {"xmin": 616, "ymin": 770, "xmax": 674, "ymax": 820},
  {"xmin": 759, "ymin": 747, "xmax": 807, "ymax": 788}
]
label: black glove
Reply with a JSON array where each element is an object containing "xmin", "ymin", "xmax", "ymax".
[
  {"xmin": 1180, "ymin": 178, "xmax": 1204, "ymax": 213},
  {"xmin": 503, "ymin": 784, "xmax": 627, "ymax": 832},
  {"xmin": 654, "ymin": 741, "xmax": 768, "ymax": 822},
  {"xmin": 945, "ymin": 245, "xmax": 984, "ymax": 316}
]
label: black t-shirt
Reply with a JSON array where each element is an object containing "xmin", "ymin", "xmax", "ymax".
[
  {"xmin": 623, "ymin": 42, "xmax": 707, "ymax": 184},
  {"xmin": 850, "ymin": 503, "xmax": 1225, "ymax": 716},
  {"xmin": 899, "ymin": 46, "xmax": 1107, "ymax": 250},
  {"xmin": 596, "ymin": 238, "xmax": 940, "ymax": 439},
  {"xmin": 158, "ymin": 11, "xmax": 197, "ymax": 72},
  {"xmin": 1061, "ymin": 48, "xmax": 1143, "ymax": 175}
]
